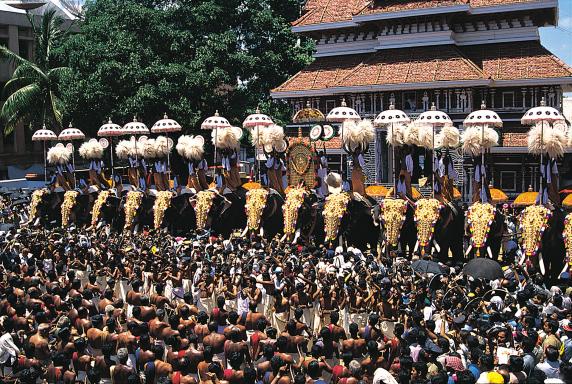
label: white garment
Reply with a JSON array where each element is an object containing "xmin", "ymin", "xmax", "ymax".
[
  {"xmin": 372, "ymin": 368, "xmax": 399, "ymax": 384},
  {"xmin": 0, "ymin": 333, "xmax": 19, "ymax": 364}
]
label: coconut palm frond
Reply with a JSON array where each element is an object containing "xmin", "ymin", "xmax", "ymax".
[{"xmin": 1, "ymin": 84, "xmax": 42, "ymax": 135}]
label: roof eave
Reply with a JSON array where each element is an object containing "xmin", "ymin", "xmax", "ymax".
[
  {"xmin": 491, "ymin": 77, "xmax": 572, "ymax": 87},
  {"xmin": 292, "ymin": 20, "xmax": 359, "ymax": 33},
  {"xmin": 352, "ymin": 4, "xmax": 470, "ymax": 23},
  {"xmin": 271, "ymin": 79, "xmax": 492, "ymax": 99},
  {"xmin": 468, "ymin": 0, "xmax": 557, "ymax": 16}
]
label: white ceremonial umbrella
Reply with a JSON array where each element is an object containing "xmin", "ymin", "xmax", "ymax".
[
  {"xmin": 374, "ymin": 103, "xmax": 411, "ymax": 197},
  {"xmin": 32, "ymin": 125, "xmax": 57, "ymax": 183},
  {"xmin": 58, "ymin": 123, "xmax": 86, "ymax": 188},
  {"xmin": 463, "ymin": 103, "xmax": 503, "ymax": 202},
  {"xmin": 201, "ymin": 110, "xmax": 231, "ymax": 176},
  {"xmin": 243, "ymin": 107, "xmax": 273, "ymax": 182},
  {"xmin": 415, "ymin": 103, "xmax": 453, "ymax": 198},
  {"xmin": 327, "ymin": 98, "xmax": 360, "ymax": 173}
]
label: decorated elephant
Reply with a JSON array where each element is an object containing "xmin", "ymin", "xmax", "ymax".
[
  {"xmin": 321, "ymin": 190, "xmax": 380, "ymax": 251},
  {"xmin": 241, "ymin": 188, "xmax": 284, "ymax": 239},
  {"xmin": 465, "ymin": 202, "xmax": 506, "ymax": 259},
  {"xmin": 412, "ymin": 198, "xmax": 464, "ymax": 263},
  {"xmin": 379, "ymin": 198, "xmax": 415, "ymax": 257},
  {"xmin": 192, "ymin": 188, "xmax": 247, "ymax": 237},
  {"xmin": 161, "ymin": 192, "xmax": 197, "ymax": 234},
  {"xmin": 26, "ymin": 189, "xmax": 64, "ymax": 228},
  {"xmin": 518, "ymin": 205, "xmax": 565, "ymax": 284},
  {"xmin": 281, "ymin": 187, "xmax": 322, "ymax": 244}
]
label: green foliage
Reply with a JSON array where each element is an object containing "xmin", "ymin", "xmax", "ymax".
[
  {"xmin": 57, "ymin": 0, "xmax": 313, "ymax": 137},
  {"xmin": 0, "ymin": 9, "xmax": 69, "ymax": 135}
]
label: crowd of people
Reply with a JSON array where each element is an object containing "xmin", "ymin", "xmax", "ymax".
[{"xmin": 0, "ymin": 217, "xmax": 571, "ymax": 384}]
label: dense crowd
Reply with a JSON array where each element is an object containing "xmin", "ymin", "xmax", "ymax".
[{"xmin": 0, "ymin": 220, "xmax": 571, "ymax": 384}]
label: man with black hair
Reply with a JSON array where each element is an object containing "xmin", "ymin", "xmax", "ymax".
[{"xmin": 536, "ymin": 345, "xmax": 561, "ymax": 379}]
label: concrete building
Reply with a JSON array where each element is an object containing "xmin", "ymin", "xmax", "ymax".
[
  {"xmin": 0, "ymin": 0, "xmax": 76, "ymax": 179},
  {"xmin": 272, "ymin": 0, "xmax": 572, "ymax": 200}
]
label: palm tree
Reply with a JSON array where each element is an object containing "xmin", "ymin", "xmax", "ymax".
[{"xmin": 0, "ymin": 8, "xmax": 69, "ymax": 135}]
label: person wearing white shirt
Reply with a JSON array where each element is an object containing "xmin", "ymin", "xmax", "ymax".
[{"xmin": 0, "ymin": 319, "xmax": 19, "ymax": 372}]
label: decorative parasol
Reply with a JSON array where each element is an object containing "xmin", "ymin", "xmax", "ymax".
[
  {"xmin": 462, "ymin": 258, "xmax": 503, "ymax": 280},
  {"xmin": 243, "ymin": 107, "xmax": 274, "ymax": 182},
  {"xmin": 513, "ymin": 187, "xmax": 538, "ymax": 207},
  {"xmin": 416, "ymin": 103, "xmax": 453, "ymax": 197},
  {"xmin": 201, "ymin": 111, "xmax": 231, "ymax": 173},
  {"xmin": 521, "ymin": 98, "xmax": 566, "ymax": 205},
  {"xmin": 463, "ymin": 103, "xmax": 503, "ymax": 203},
  {"xmin": 562, "ymin": 193, "xmax": 572, "ymax": 209},
  {"xmin": 293, "ymin": 102, "xmax": 325, "ymax": 123},
  {"xmin": 327, "ymin": 99, "xmax": 360, "ymax": 173},
  {"xmin": 374, "ymin": 103, "xmax": 411, "ymax": 197},
  {"xmin": 98, "ymin": 119, "xmax": 122, "ymax": 183},
  {"xmin": 365, "ymin": 185, "xmax": 389, "ymax": 198},
  {"xmin": 58, "ymin": 123, "xmax": 85, "ymax": 188},
  {"xmin": 152, "ymin": 114, "xmax": 182, "ymax": 181},
  {"xmin": 490, "ymin": 187, "xmax": 508, "ymax": 204},
  {"xmin": 243, "ymin": 182, "xmax": 262, "ymax": 191},
  {"xmin": 32, "ymin": 125, "xmax": 58, "ymax": 183},
  {"xmin": 122, "ymin": 117, "xmax": 149, "ymax": 162},
  {"xmin": 386, "ymin": 186, "xmax": 422, "ymax": 200}
]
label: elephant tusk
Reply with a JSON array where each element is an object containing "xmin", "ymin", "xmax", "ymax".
[
  {"xmin": 240, "ymin": 227, "xmax": 248, "ymax": 238},
  {"xmin": 414, "ymin": 240, "xmax": 419, "ymax": 253},
  {"xmin": 519, "ymin": 252, "xmax": 526, "ymax": 266},
  {"xmin": 260, "ymin": 227, "xmax": 264, "ymax": 238},
  {"xmin": 280, "ymin": 233, "xmax": 287, "ymax": 243},
  {"xmin": 559, "ymin": 262, "xmax": 568, "ymax": 279},
  {"xmin": 465, "ymin": 244, "xmax": 472, "ymax": 257},
  {"xmin": 487, "ymin": 246, "xmax": 493, "ymax": 259},
  {"xmin": 539, "ymin": 252, "xmax": 546, "ymax": 275},
  {"xmin": 433, "ymin": 240, "xmax": 441, "ymax": 253}
]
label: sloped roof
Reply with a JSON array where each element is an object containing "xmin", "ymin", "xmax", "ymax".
[
  {"xmin": 293, "ymin": 0, "xmax": 554, "ymax": 28},
  {"xmin": 272, "ymin": 41, "xmax": 572, "ymax": 96}
]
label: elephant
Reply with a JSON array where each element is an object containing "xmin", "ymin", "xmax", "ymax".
[
  {"xmin": 465, "ymin": 204, "xmax": 506, "ymax": 260},
  {"xmin": 516, "ymin": 205, "xmax": 565, "ymax": 284},
  {"xmin": 281, "ymin": 190, "xmax": 322, "ymax": 244},
  {"xmin": 192, "ymin": 188, "xmax": 247, "ymax": 238},
  {"xmin": 433, "ymin": 201, "xmax": 465, "ymax": 264},
  {"xmin": 321, "ymin": 193, "xmax": 380, "ymax": 251},
  {"xmin": 241, "ymin": 189, "xmax": 284, "ymax": 240},
  {"xmin": 379, "ymin": 199, "xmax": 416, "ymax": 258},
  {"xmin": 32, "ymin": 190, "xmax": 64, "ymax": 228},
  {"xmin": 162, "ymin": 193, "xmax": 197, "ymax": 235},
  {"xmin": 119, "ymin": 192, "xmax": 155, "ymax": 232},
  {"xmin": 412, "ymin": 199, "xmax": 464, "ymax": 264}
]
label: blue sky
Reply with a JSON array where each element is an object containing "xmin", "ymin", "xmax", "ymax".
[{"xmin": 540, "ymin": 0, "xmax": 572, "ymax": 69}]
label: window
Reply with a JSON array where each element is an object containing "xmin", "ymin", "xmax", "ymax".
[
  {"xmin": 500, "ymin": 171, "xmax": 517, "ymax": 191},
  {"xmin": 403, "ymin": 91, "xmax": 417, "ymax": 111},
  {"xmin": 502, "ymin": 92, "xmax": 515, "ymax": 109},
  {"xmin": 325, "ymin": 100, "xmax": 336, "ymax": 113}
]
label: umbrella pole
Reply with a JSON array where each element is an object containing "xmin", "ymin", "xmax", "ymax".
[
  {"xmin": 110, "ymin": 137, "xmax": 115, "ymax": 187},
  {"xmin": 72, "ymin": 143, "xmax": 76, "ymax": 189},
  {"xmin": 392, "ymin": 122, "xmax": 396, "ymax": 198},
  {"xmin": 432, "ymin": 126, "xmax": 435, "ymax": 198},
  {"xmin": 340, "ymin": 123, "xmax": 343, "ymax": 174},
  {"xmin": 214, "ymin": 127, "xmax": 218, "ymax": 179},
  {"xmin": 539, "ymin": 120, "xmax": 544, "ymax": 205},
  {"xmin": 257, "ymin": 127, "xmax": 260, "ymax": 182},
  {"xmin": 481, "ymin": 125, "xmax": 485, "ymax": 202},
  {"xmin": 166, "ymin": 132, "xmax": 171, "ymax": 188},
  {"xmin": 43, "ymin": 141, "xmax": 47, "ymax": 184}
]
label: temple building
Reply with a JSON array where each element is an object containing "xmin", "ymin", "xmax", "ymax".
[
  {"xmin": 271, "ymin": 0, "xmax": 572, "ymax": 201},
  {"xmin": 0, "ymin": 1, "xmax": 76, "ymax": 180}
]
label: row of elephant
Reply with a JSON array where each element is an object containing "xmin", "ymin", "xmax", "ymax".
[{"xmin": 24, "ymin": 187, "xmax": 569, "ymax": 283}]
